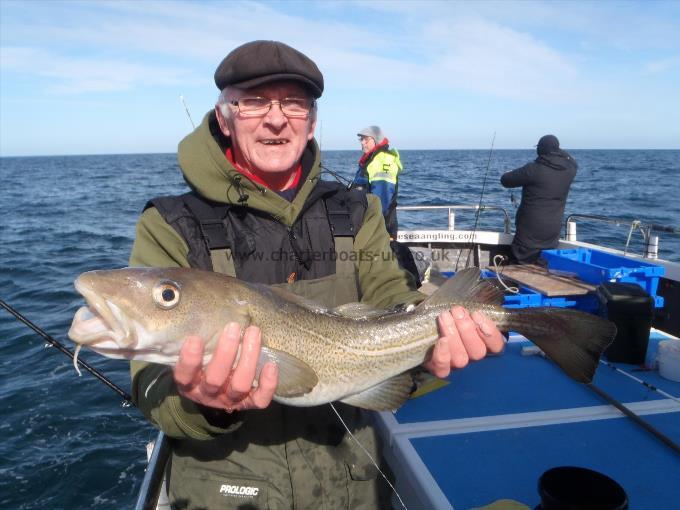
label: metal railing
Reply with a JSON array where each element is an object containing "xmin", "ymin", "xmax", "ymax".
[
  {"xmin": 134, "ymin": 431, "xmax": 171, "ymax": 510},
  {"xmin": 397, "ymin": 204, "xmax": 512, "ymax": 233},
  {"xmin": 565, "ymin": 214, "xmax": 680, "ymax": 259}
]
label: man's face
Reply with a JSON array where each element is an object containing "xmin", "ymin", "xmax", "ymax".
[
  {"xmin": 217, "ymin": 81, "xmax": 317, "ymax": 176},
  {"xmin": 359, "ymin": 135, "xmax": 376, "ymax": 154}
]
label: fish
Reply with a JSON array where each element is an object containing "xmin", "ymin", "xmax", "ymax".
[{"xmin": 67, "ymin": 266, "xmax": 616, "ymax": 411}]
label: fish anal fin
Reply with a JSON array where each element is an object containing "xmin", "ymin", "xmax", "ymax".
[
  {"xmin": 259, "ymin": 347, "xmax": 318, "ymax": 398},
  {"xmin": 339, "ymin": 372, "xmax": 414, "ymax": 411},
  {"xmin": 410, "ymin": 368, "xmax": 450, "ymax": 399},
  {"xmin": 417, "ymin": 267, "xmax": 504, "ymax": 309}
]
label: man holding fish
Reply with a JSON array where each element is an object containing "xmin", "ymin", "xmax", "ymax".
[{"xmin": 80, "ymin": 41, "xmax": 506, "ymax": 508}]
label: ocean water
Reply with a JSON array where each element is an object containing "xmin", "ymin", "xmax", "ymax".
[{"xmin": 1, "ymin": 149, "xmax": 678, "ymax": 509}]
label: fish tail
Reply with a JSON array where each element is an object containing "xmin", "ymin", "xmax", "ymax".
[{"xmin": 505, "ymin": 308, "xmax": 617, "ymax": 383}]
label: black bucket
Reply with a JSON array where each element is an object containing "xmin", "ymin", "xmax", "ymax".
[{"xmin": 537, "ymin": 466, "xmax": 628, "ymax": 510}]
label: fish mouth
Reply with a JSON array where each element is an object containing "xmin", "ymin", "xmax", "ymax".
[{"xmin": 68, "ymin": 279, "xmax": 132, "ymax": 347}]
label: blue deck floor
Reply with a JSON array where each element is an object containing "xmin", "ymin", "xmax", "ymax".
[{"xmin": 376, "ymin": 332, "xmax": 680, "ymax": 509}]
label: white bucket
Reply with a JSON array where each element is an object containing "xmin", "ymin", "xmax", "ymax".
[{"xmin": 657, "ymin": 340, "xmax": 680, "ymax": 382}]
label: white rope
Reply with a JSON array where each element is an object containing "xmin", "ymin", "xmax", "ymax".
[
  {"xmin": 492, "ymin": 255, "xmax": 519, "ymax": 294},
  {"xmin": 623, "ymin": 220, "xmax": 641, "ymax": 257}
]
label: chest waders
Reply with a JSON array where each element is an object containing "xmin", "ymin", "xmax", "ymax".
[{"xmin": 147, "ymin": 181, "xmax": 390, "ymax": 509}]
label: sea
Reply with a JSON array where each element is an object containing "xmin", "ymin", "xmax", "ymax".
[{"xmin": 1, "ymin": 149, "xmax": 678, "ymax": 509}]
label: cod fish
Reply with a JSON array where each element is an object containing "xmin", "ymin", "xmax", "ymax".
[{"xmin": 68, "ymin": 267, "xmax": 616, "ymax": 411}]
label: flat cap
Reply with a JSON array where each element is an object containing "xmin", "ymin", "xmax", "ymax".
[
  {"xmin": 214, "ymin": 40, "xmax": 324, "ymax": 98},
  {"xmin": 357, "ymin": 126, "xmax": 385, "ymax": 144}
]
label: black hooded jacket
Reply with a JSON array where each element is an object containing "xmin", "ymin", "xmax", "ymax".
[{"xmin": 501, "ymin": 149, "xmax": 578, "ymax": 263}]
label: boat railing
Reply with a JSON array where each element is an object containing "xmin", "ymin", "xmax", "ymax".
[
  {"xmin": 134, "ymin": 431, "xmax": 171, "ymax": 510},
  {"xmin": 565, "ymin": 214, "xmax": 680, "ymax": 259},
  {"xmin": 397, "ymin": 204, "xmax": 512, "ymax": 233}
]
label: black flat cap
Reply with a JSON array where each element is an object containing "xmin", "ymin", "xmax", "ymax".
[{"xmin": 214, "ymin": 40, "xmax": 324, "ymax": 98}]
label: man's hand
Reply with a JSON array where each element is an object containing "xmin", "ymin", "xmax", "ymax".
[
  {"xmin": 174, "ymin": 323, "xmax": 278, "ymax": 413},
  {"xmin": 424, "ymin": 306, "xmax": 505, "ymax": 378}
]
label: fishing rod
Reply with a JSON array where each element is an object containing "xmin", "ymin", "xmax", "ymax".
[
  {"xmin": 313, "ymin": 119, "xmax": 355, "ymax": 188},
  {"xmin": 586, "ymin": 382, "xmax": 680, "ymax": 456},
  {"xmin": 529, "ymin": 347, "xmax": 680, "ymax": 455},
  {"xmin": 179, "ymin": 95, "xmax": 195, "ymax": 129},
  {"xmin": 456, "ymin": 132, "xmax": 496, "ymax": 269},
  {"xmin": 0, "ymin": 299, "xmax": 133, "ymax": 405}
]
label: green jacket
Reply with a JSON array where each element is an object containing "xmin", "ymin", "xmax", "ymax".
[{"xmin": 129, "ymin": 112, "xmax": 423, "ymax": 509}]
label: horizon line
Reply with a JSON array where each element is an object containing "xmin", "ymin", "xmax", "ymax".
[{"xmin": 2, "ymin": 147, "xmax": 679, "ymax": 158}]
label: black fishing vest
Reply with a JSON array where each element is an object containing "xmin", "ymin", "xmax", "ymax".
[{"xmin": 146, "ymin": 181, "xmax": 367, "ymax": 289}]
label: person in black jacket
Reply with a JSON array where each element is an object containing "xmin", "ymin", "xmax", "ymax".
[{"xmin": 501, "ymin": 134, "xmax": 577, "ymax": 264}]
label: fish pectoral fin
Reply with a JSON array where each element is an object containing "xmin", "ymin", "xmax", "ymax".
[
  {"xmin": 339, "ymin": 372, "xmax": 414, "ymax": 411},
  {"xmin": 264, "ymin": 285, "xmax": 329, "ymax": 314},
  {"xmin": 260, "ymin": 347, "xmax": 319, "ymax": 398},
  {"xmin": 417, "ymin": 266, "xmax": 504, "ymax": 309},
  {"xmin": 331, "ymin": 302, "xmax": 396, "ymax": 319}
]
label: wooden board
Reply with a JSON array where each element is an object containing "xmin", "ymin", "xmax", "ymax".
[{"xmin": 494, "ymin": 264, "xmax": 596, "ymax": 296}]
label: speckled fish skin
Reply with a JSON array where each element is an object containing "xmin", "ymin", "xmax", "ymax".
[{"xmin": 68, "ymin": 266, "xmax": 616, "ymax": 410}]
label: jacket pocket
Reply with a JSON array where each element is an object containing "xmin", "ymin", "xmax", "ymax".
[
  {"xmin": 169, "ymin": 470, "xmax": 270, "ymax": 510},
  {"xmin": 346, "ymin": 459, "xmax": 379, "ymax": 481}
]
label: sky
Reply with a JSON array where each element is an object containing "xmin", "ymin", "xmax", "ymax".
[{"xmin": 1, "ymin": 0, "xmax": 679, "ymax": 156}]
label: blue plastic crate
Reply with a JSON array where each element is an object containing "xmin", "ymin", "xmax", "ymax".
[
  {"xmin": 540, "ymin": 293, "xmax": 600, "ymax": 312},
  {"xmin": 441, "ymin": 270, "xmax": 600, "ymax": 311},
  {"xmin": 502, "ymin": 286, "xmax": 542, "ymax": 309},
  {"xmin": 541, "ymin": 248, "xmax": 664, "ymax": 308}
]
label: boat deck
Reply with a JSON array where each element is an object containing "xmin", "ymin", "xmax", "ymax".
[{"xmin": 376, "ymin": 331, "xmax": 680, "ymax": 509}]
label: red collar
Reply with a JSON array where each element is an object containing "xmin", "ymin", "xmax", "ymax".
[
  {"xmin": 359, "ymin": 138, "xmax": 390, "ymax": 165},
  {"xmin": 225, "ymin": 148, "xmax": 302, "ymax": 191}
]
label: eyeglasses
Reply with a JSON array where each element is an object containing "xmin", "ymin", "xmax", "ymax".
[{"xmin": 229, "ymin": 97, "xmax": 315, "ymax": 118}]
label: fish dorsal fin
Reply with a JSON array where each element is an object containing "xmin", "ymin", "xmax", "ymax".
[
  {"xmin": 263, "ymin": 285, "xmax": 329, "ymax": 314},
  {"xmin": 423, "ymin": 267, "xmax": 449, "ymax": 287},
  {"xmin": 417, "ymin": 267, "xmax": 504, "ymax": 309},
  {"xmin": 331, "ymin": 302, "xmax": 394, "ymax": 320},
  {"xmin": 259, "ymin": 346, "xmax": 319, "ymax": 397},
  {"xmin": 339, "ymin": 372, "xmax": 414, "ymax": 411}
]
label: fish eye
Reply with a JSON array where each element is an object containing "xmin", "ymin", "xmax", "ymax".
[{"xmin": 152, "ymin": 280, "xmax": 181, "ymax": 309}]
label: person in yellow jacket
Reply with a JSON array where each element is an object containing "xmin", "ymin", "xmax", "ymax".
[{"xmin": 352, "ymin": 126, "xmax": 403, "ymax": 238}]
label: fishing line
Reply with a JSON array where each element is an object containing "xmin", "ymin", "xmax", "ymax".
[
  {"xmin": 456, "ymin": 132, "xmax": 496, "ymax": 270},
  {"xmin": 0, "ymin": 298, "xmax": 133, "ymax": 405},
  {"xmin": 329, "ymin": 402, "xmax": 408, "ymax": 510}
]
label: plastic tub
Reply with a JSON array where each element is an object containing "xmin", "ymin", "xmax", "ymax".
[{"xmin": 657, "ymin": 340, "xmax": 680, "ymax": 382}]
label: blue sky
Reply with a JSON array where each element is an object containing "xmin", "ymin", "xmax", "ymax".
[{"xmin": 1, "ymin": 0, "xmax": 679, "ymax": 156}]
